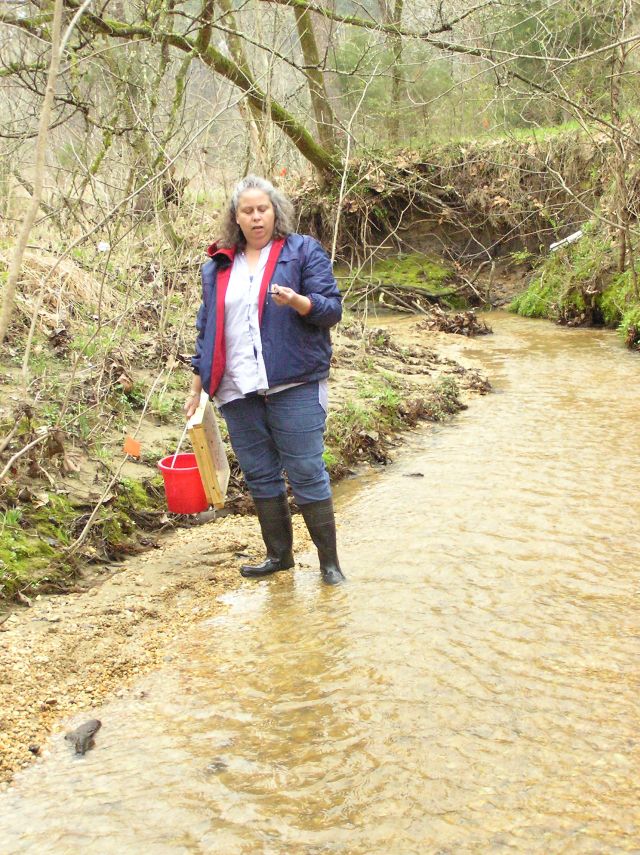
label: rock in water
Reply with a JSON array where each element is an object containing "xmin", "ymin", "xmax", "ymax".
[{"xmin": 65, "ymin": 719, "xmax": 102, "ymax": 755}]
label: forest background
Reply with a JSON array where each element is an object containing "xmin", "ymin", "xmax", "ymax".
[{"xmin": 0, "ymin": 0, "xmax": 639, "ymax": 601}]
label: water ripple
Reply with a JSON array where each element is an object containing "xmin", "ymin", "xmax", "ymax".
[{"xmin": 1, "ymin": 314, "xmax": 639, "ymax": 853}]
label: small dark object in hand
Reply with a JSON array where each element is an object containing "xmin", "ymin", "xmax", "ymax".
[{"xmin": 65, "ymin": 719, "xmax": 102, "ymax": 755}]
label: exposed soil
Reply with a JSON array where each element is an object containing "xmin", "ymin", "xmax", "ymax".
[
  {"xmin": 297, "ymin": 133, "xmax": 612, "ymax": 265},
  {"xmin": 0, "ymin": 317, "xmax": 489, "ymax": 789}
]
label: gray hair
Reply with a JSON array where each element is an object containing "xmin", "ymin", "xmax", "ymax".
[{"xmin": 219, "ymin": 175, "xmax": 295, "ymax": 248}]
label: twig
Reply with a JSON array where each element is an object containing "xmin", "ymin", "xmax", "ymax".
[
  {"xmin": 457, "ymin": 275, "xmax": 485, "ymax": 302},
  {"xmin": 0, "ymin": 431, "xmax": 50, "ymax": 483},
  {"xmin": 36, "ymin": 462, "xmax": 56, "ymax": 487},
  {"xmin": 471, "ymin": 259, "xmax": 492, "ymax": 284},
  {"xmin": 20, "ymin": 96, "xmax": 245, "ymax": 385},
  {"xmin": 379, "ymin": 287, "xmax": 429, "ymax": 314},
  {"xmin": 0, "ymin": 421, "xmax": 20, "ymax": 455}
]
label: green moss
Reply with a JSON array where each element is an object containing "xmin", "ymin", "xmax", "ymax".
[
  {"xmin": 29, "ymin": 494, "xmax": 75, "ymax": 546},
  {"xmin": 0, "ymin": 475, "xmax": 169, "ymax": 602},
  {"xmin": 118, "ymin": 477, "xmax": 153, "ymax": 510},
  {"xmin": 340, "ymin": 252, "xmax": 459, "ymax": 307},
  {"xmin": 0, "ymin": 495, "xmax": 77, "ymax": 600},
  {"xmin": 100, "ymin": 511, "xmax": 131, "ymax": 541},
  {"xmin": 367, "ymin": 253, "xmax": 453, "ymax": 293}
]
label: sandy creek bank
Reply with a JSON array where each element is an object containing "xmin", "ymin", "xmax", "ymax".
[{"xmin": 0, "ymin": 317, "xmax": 489, "ymax": 788}]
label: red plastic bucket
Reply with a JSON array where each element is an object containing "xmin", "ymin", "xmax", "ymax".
[{"xmin": 157, "ymin": 453, "xmax": 209, "ymax": 514}]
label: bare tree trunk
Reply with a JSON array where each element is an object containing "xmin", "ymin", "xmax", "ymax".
[
  {"xmin": 217, "ymin": 0, "xmax": 270, "ymax": 172},
  {"xmin": 609, "ymin": 0, "xmax": 637, "ymax": 295},
  {"xmin": 293, "ymin": 6, "xmax": 339, "ymax": 155},
  {"xmin": 610, "ymin": 5, "xmax": 626, "ymax": 273},
  {"xmin": 387, "ymin": 0, "xmax": 404, "ymax": 144},
  {"xmin": 0, "ymin": 0, "xmax": 64, "ymax": 344}
]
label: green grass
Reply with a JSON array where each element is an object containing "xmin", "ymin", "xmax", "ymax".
[
  {"xmin": 619, "ymin": 302, "xmax": 640, "ymax": 348},
  {"xmin": 483, "ymin": 120, "xmax": 583, "ymax": 144},
  {"xmin": 148, "ymin": 392, "xmax": 181, "ymax": 422},
  {"xmin": 509, "ymin": 270, "xmax": 559, "ymax": 318},
  {"xmin": 509, "ymin": 223, "xmax": 640, "ymax": 348},
  {"xmin": 391, "ymin": 118, "xmax": 587, "ymax": 160},
  {"xmin": 323, "ymin": 372, "xmax": 463, "ymax": 477},
  {"xmin": 322, "ymin": 448, "xmax": 339, "ymax": 469},
  {"xmin": 600, "ymin": 270, "xmax": 640, "ymax": 326}
]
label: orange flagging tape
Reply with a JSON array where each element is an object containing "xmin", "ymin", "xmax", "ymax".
[{"xmin": 123, "ymin": 436, "xmax": 141, "ymax": 458}]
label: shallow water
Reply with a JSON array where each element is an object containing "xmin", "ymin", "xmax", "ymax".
[{"xmin": 1, "ymin": 313, "xmax": 639, "ymax": 853}]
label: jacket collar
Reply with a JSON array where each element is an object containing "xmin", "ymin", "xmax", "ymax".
[
  {"xmin": 206, "ymin": 234, "xmax": 297, "ymax": 263},
  {"xmin": 206, "ymin": 242, "xmax": 236, "ymax": 262}
]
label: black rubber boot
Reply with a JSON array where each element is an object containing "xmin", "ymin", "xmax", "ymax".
[
  {"xmin": 240, "ymin": 494, "xmax": 295, "ymax": 578},
  {"xmin": 299, "ymin": 498, "xmax": 346, "ymax": 586}
]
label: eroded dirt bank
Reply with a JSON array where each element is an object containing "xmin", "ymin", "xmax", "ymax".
[{"xmin": 0, "ymin": 318, "xmax": 489, "ymax": 788}]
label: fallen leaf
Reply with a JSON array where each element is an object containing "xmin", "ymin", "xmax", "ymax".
[{"xmin": 116, "ymin": 372, "xmax": 134, "ymax": 393}]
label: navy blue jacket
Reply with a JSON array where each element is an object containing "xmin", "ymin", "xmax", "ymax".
[{"xmin": 191, "ymin": 234, "xmax": 342, "ymax": 398}]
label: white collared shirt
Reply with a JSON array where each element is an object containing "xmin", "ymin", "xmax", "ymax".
[{"xmin": 214, "ymin": 243, "xmax": 271, "ymax": 406}]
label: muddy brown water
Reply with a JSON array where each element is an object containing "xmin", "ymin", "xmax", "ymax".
[{"xmin": 1, "ymin": 312, "xmax": 639, "ymax": 853}]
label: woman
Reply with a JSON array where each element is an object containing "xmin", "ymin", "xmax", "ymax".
[{"xmin": 185, "ymin": 175, "xmax": 345, "ymax": 585}]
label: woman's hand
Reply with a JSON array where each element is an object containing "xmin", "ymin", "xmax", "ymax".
[
  {"xmin": 270, "ymin": 285, "xmax": 311, "ymax": 316},
  {"xmin": 184, "ymin": 376, "xmax": 203, "ymax": 420},
  {"xmin": 184, "ymin": 393, "xmax": 200, "ymax": 420}
]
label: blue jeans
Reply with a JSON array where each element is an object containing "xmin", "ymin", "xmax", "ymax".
[{"xmin": 219, "ymin": 382, "xmax": 331, "ymax": 505}]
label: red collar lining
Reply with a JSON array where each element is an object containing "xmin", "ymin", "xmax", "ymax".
[{"xmin": 206, "ymin": 242, "xmax": 235, "ymax": 260}]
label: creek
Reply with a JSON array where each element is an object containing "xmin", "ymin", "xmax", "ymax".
[{"xmin": 0, "ymin": 312, "xmax": 638, "ymax": 853}]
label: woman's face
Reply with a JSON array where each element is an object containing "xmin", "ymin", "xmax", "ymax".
[{"xmin": 235, "ymin": 189, "xmax": 275, "ymax": 249}]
